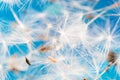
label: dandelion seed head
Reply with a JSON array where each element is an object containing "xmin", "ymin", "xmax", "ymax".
[
  {"xmin": 0, "ymin": 0, "xmax": 120, "ymax": 80},
  {"xmin": 56, "ymin": 15, "xmax": 87, "ymax": 48},
  {"xmin": 106, "ymin": 35, "xmax": 113, "ymax": 42}
]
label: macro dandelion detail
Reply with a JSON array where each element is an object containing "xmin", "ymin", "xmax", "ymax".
[{"xmin": 0, "ymin": 0, "xmax": 120, "ymax": 80}]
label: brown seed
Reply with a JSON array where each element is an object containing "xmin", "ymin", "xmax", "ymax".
[
  {"xmin": 85, "ymin": 14, "xmax": 94, "ymax": 19},
  {"xmin": 83, "ymin": 78, "xmax": 88, "ymax": 80},
  {"xmin": 102, "ymin": 51, "xmax": 117, "ymax": 72},
  {"xmin": 107, "ymin": 51, "xmax": 117, "ymax": 64},
  {"xmin": 25, "ymin": 57, "xmax": 31, "ymax": 65},
  {"xmin": 39, "ymin": 46, "xmax": 52, "ymax": 52}
]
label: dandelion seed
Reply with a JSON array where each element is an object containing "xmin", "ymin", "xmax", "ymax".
[
  {"xmin": 48, "ymin": 56, "xmax": 57, "ymax": 63},
  {"xmin": 102, "ymin": 51, "xmax": 117, "ymax": 72},
  {"xmin": 85, "ymin": 14, "xmax": 95, "ymax": 19},
  {"xmin": 7, "ymin": 54, "xmax": 19, "ymax": 72},
  {"xmin": 7, "ymin": 54, "xmax": 28, "ymax": 72},
  {"xmin": 1, "ymin": 0, "xmax": 120, "ymax": 80},
  {"xmin": 25, "ymin": 57, "xmax": 31, "ymax": 66},
  {"xmin": 83, "ymin": 78, "xmax": 88, "ymax": 80},
  {"xmin": 107, "ymin": 51, "xmax": 117, "ymax": 64},
  {"xmin": 39, "ymin": 46, "xmax": 52, "ymax": 52},
  {"xmin": 96, "ymin": 51, "xmax": 118, "ymax": 80}
]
